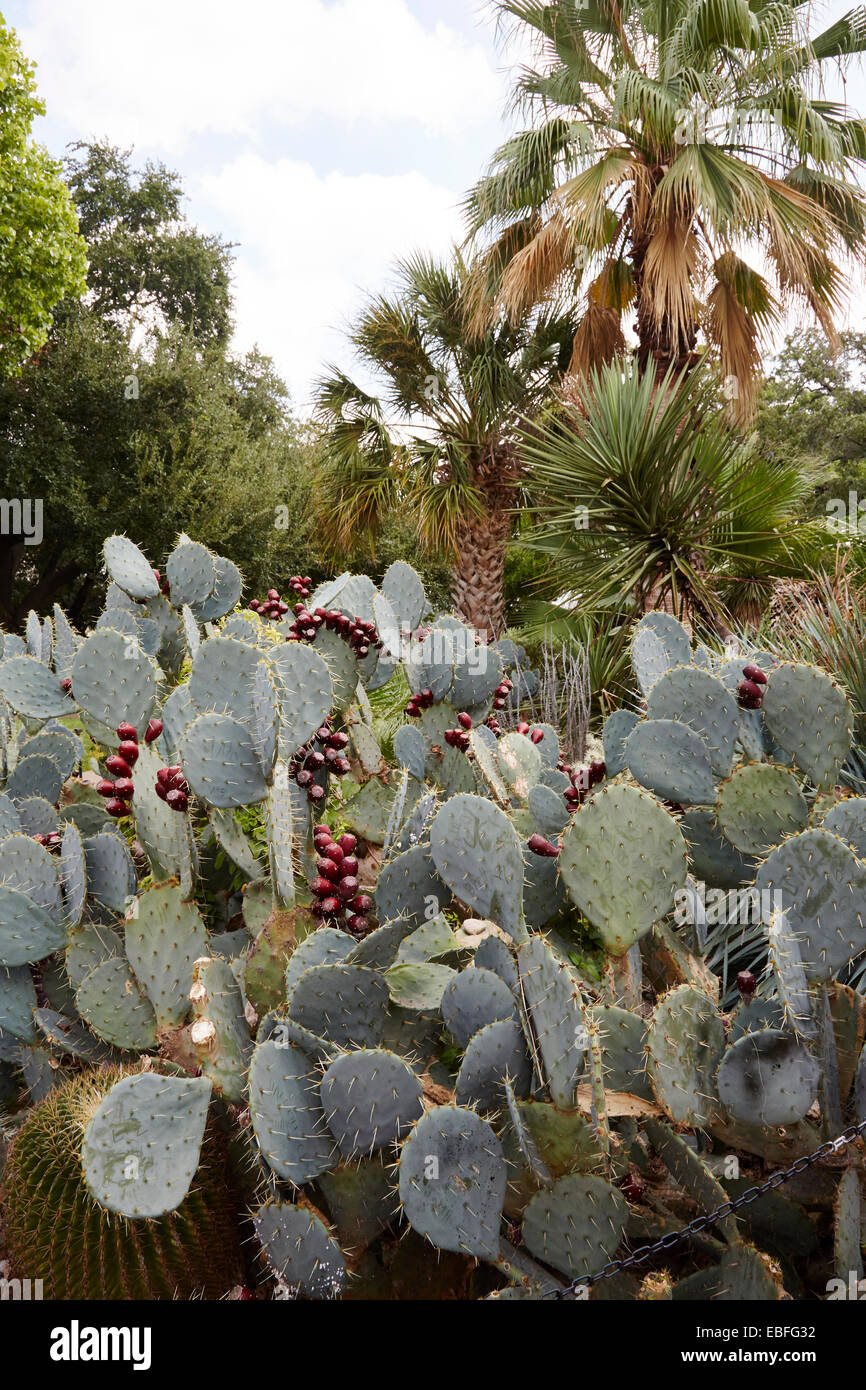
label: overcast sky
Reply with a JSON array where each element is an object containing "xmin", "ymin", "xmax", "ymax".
[{"xmin": 6, "ymin": 0, "xmax": 866, "ymax": 409}]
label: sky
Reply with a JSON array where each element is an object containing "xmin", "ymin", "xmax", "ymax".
[{"xmin": 5, "ymin": 0, "xmax": 866, "ymax": 410}]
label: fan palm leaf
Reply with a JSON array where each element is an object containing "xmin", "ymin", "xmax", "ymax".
[
  {"xmin": 466, "ymin": 0, "xmax": 866, "ymax": 407},
  {"xmin": 313, "ymin": 250, "xmax": 578, "ymax": 634}
]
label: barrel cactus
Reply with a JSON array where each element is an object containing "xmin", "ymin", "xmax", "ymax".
[{"xmin": 1, "ymin": 1066, "xmax": 244, "ymax": 1299}]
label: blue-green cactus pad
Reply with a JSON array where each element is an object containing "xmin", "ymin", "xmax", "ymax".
[{"xmin": 82, "ymin": 1072, "xmax": 212, "ymax": 1218}]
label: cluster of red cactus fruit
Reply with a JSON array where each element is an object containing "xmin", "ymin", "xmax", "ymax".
[
  {"xmin": 490, "ymin": 676, "xmax": 515, "ymax": 713},
  {"xmin": 737, "ymin": 662, "xmax": 768, "ymax": 710},
  {"xmin": 526, "ymin": 756, "xmax": 607, "ymax": 854},
  {"xmin": 287, "ymin": 575, "xmax": 312, "ymax": 601},
  {"xmin": 445, "ymin": 710, "xmax": 547, "ymax": 757},
  {"xmin": 517, "ymin": 720, "xmax": 545, "ymax": 745},
  {"xmin": 310, "ymin": 825, "xmax": 374, "ymax": 937},
  {"xmin": 736, "ymin": 969, "xmax": 757, "ymax": 1001},
  {"xmin": 95, "ymin": 719, "xmax": 162, "ymax": 817},
  {"xmin": 286, "ymin": 604, "xmax": 383, "ymax": 660},
  {"xmin": 480, "ymin": 678, "xmax": 515, "ymax": 736},
  {"xmin": 249, "ymin": 588, "xmax": 292, "ymax": 620},
  {"xmin": 151, "ymin": 568, "xmax": 171, "ymax": 598},
  {"xmin": 154, "ymin": 764, "xmax": 190, "ymax": 813},
  {"xmin": 32, "ymin": 828, "xmax": 63, "ymax": 853},
  {"xmin": 290, "ymin": 720, "xmax": 352, "ymax": 804},
  {"xmin": 404, "ymin": 688, "xmax": 435, "ymax": 719},
  {"xmin": 407, "ymin": 677, "xmax": 517, "ymax": 731},
  {"xmin": 249, "ymin": 575, "xmax": 313, "ymax": 621},
  {"xmin": 557, "ymin": 755, "xmax": 606, "ymax": 813},
  {"xmin": 444, "ymin": 711, "xmax": 474, "ymax": 750}
]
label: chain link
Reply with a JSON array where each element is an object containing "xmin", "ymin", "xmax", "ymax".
[{"xmin": 545, "ymin": 1119, "xmax": 866, "ymax": 1299}]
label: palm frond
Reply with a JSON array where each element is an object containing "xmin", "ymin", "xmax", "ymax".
[{"xmin": 704, "ymin": 252, "xmax": 780, "ymax": 421}]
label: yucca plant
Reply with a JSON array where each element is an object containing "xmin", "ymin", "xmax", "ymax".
[
  {"xmin": 519, "ymin": 360, "xmax": 828, "ymax": 631},
  {"xmin": 466, "ymin": 0, "xmax": 866, "ymax": 417},
  {"xmin": 313, "ymin": 250, "xmax": 577, "ymax": 637}
]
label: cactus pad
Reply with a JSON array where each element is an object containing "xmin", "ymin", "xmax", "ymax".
[
  {"xmin": 75, "ymin": 957, "xmax": 157, "ymax": 1051},
  {"xmin": 647, "ymin": 666, "xmax": 741, "ymax": 777},
  {"xmin": 82, "ymin": 1071, "xmax": 212, "ymax": 1218},
  {"xmin": 398, "ymin": 1106, "xmax": 506, "ymax": 1260},
  {"xmin": 181, "ymin": 712, "xmax": 269, "ymax": 807},
  {"xmin": 821, "ymin": 797, "xmax": 866, "ymax": 859},
  {"xmin": 518, "ymin": 934, "xmax": 587, "ymax": 1108},
  {"xmin": 455, "ymin": 1018, "xmax": 532, "ymax": 1111},
  {"xmin": 626, "ymin": 718, "xmax": 717, "ymax": 806},
  {"xmin": 254, "ymin": 1201, "xmax": 346, "ymax": 1299},
  {"xmin": 375, "ymin": 843, "xmax": 447, "ymax": 930},
  {"xmin": 284, "ymin": 928, "xmax": 354, "ymax": 998},
  {"xmin": 103, "ymin": 536, "xmax": 160, "ymax": 600},
  {"xmin": 125, "ymin": 882, "xmax": 208, "ymax": 1030},
  {"xmin": 0, "ymin": 964, "xmax": 37, "ymax": 1041},
  {"xmin": 591, "ymin": 1005, "xmax": 652, "ymax": 1100},
  {"xmin": 441, "ymin": 965, "xmax": 518, "ymax": 1046},
  {"xmin": 755, "ymin": 829, "xmax": 866, "ymax": 981},
  {"xmin": 271, "ymin": 642, "xmax": 334, "ymax": 757},
  {"xmin": 716, "ymin": 762, "xmax": 809, "ymax": 856},
  {"xmin": 630, "ymin": 625, "xmax": 671, "ymax": 695},
  {"xmin": 559, "ymin": 784, "xmax": 687, "ymax": 955},
  {"xmin": 716, "ymin": 1028, "xmax": 821, "ymax": 1126},
  {"xmin": 762, "ymin": 662, "xmax": 853, "ymax": 790},
  {"xmin": 249, "ymin": 1040, "xmax": 337, "ymax": 1183},
  {"xmin": 680, "ymin": 807, "xmax": 756, "ymax": 888},
  {"xmin": 768, "ymin": 910, "xmax": 816, "ymax": 1039},
  {"xmin": 288, "ymin": 963, "xmax": 389, "ymax": 1047},
  {"xmin": 430, "ymin": 793, "xmax": 526, "ymax": 942},
  {"xmin": 381, "ymin": 560, "xmax": 426, "ymax": 630},
  {"xmin": 320, "ymin": 1048, "xmax": 424, "ymax": 1156},
  {"xmin": 72, "ymin": 628, "xmax": 156, "ymax": 734},
  {"xmin": 646, "ymin": 985, "xmax": 725, "ymax": 1126},
  {"xmin": 383, "ymin": 961, "xmax": 456, "ymax": 1011},
  {"xmin": 0, "ymin": 655, "xmax": 75, "ymax": 719},
  {"xmin": 602, "ymin": 709, "xmax": 641, "ymax": 778},
  {"xmin": 189, "ymin": 955, "xmax": 252, "ymax": 1101},
  {"xmin": 521, "ymin": 1174, "xmax": 627, "ymax": 1281}
]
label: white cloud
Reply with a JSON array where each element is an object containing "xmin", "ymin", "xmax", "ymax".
[
  {"xmin": 18, "ymin": 0, "xmax": 501, "ymax": 150},
  {"xmin": 195, "ymin": 154, "xmax": 463, "ymax": 407}
]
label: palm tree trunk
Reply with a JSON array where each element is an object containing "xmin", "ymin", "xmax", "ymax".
[{"xmin": 451, "ymin": 508, "xmax": 510, "ymax": 640}]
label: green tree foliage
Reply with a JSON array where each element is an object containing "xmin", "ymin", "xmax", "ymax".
[
  {"xmin": 0, "ymin": 142, "xmax": 319, "ymax": 622},
  {"xmin": 0, "ymin": 18, "xmax": 87, "ymax": 376},
  {"xmin": 0, "ymin": 315, "xmax": 321, "ymax": 623},
  {"xmin": 0, "ymin": 140, "xmax": 457, "ymax": 625},
  {"xmin": 63, "ymin": 141, "xmax": 232, "ymax": 344},
  {"xmin": 755, "ymin": 330, "xmax": 866, "ymax": 522}
]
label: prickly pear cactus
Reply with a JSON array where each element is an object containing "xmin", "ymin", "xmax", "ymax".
[{"xmin": 0, "ymin": 550, "xmax": 863, "ymax": 1302}]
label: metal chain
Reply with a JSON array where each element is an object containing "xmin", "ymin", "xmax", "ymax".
[{"xmin": 545, "ymin": 1118, "xmax": 866, "ymax": 1299}]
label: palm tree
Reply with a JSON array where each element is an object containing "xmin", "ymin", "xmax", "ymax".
[
  {"xmin": 313, "ymin": 250, "xmax": 577, "ymax": 637},
  {"xmin": 465, "ymin": 0, "xmax": 866, "ymax": 418},
  {"xmin": 521, "ymin": 360, "xmax": 829, "ymax": 632}
]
